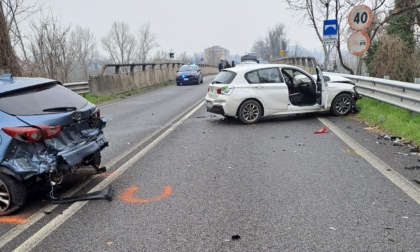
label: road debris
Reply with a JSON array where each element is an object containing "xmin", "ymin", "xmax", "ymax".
[
  {"xmin": 314, "ymin": 126, "xmax": 328, "ymax": 134},
  {"xmin": 405, "ymin": 165, "xmax": 420, "ymax": 170},
  {"xmin": 52, "ymin": 186, "xmax": 113, "ymax": 204},
  {"xmin": 394, "ymin": 152, "xmax": 410, "ymax": 156},
  {"xmin": 231, "ymin": 235, "xmax": 241, "ymax": 240}
]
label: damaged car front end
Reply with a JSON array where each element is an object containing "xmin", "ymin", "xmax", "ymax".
[{"xmin": 0, "ymin": 74, "xmax": 109, "ymax": 215}]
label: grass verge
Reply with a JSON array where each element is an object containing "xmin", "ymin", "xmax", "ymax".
[
  {"xmin": 355, "ymin": 97, "xmax": 420, "ymax": 146},
  {"xmin": 83, "ymin": 80, "xmax": 173, "ymax": 104}
]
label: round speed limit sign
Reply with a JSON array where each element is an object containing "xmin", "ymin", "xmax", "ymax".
[{"xmin": 348, "ymin": 5, "xmax": 373, "ymax": 31}]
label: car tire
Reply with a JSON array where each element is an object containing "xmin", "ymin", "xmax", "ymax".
[
  {"xmin": 176, "ymin": 82, "xmax": 180, "ymax": 86},
  {"xmin": 238, "ymin": 100, "xmax": 262, "ymax": 124},
  {"xmin": 0, "ymin": 173, "xmax": 27, "ymax": 216},
  {"xmin": 200, "ymin": 76, "xmax": 203, "ymax": 84},
  {"xmin": 331, "ymin": 93, "xmax": 353, "ymax": 116}
]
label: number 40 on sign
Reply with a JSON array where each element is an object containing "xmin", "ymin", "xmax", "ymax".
[{"xmin": 348, "ymin": 5, "xmax": 373, "ymax": 31}]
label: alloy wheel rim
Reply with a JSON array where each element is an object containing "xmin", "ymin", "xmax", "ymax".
[
  {"xmin": 336, "ymin": 97, "xmax": 351, "ymax": 115},
  {"xmin": 243, "ymin": 103, "xmax": 259, "ymax": 122},
  {"xmin": 0, "ymin": 180, "xmax": 11, "ymax": 211}
]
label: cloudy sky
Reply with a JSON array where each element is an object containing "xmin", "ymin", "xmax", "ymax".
[{"xmin": 31, "ymin": 0, "xmax": 322, "ymax": 57}]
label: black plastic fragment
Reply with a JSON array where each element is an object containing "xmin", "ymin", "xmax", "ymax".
[
  {"xmin": 231, "ymin": 235, "xmax": 241, "ymax": 240},
  {"xmin": 405, "ymin": 165, "xmax": 420, "ymax": 170},
  {"xmin": 52, "ymin": 186, "xmax": 113, "ymax": 204}
]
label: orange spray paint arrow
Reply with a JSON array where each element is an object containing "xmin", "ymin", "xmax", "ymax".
[{"xmin": 119, "ymin": 186, "xmax": 172, "ymax": 203}]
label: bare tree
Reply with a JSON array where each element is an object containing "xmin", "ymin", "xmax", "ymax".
[
  {"xmin": 252, "ymin": 38, "xmax": 270, "ymax": 60},
  {"xmin": 27, "ymin": 16, "xmax": 75, "ymax": 82},
  {"xmin": 70, "ymin": 25, "xmax": 97, "ymax": 80},
  {"xmin": 153, "ymin": 49, "xmax": 169, "ymax": 63},
  {"xmin": 136, "ymin": 21, "xmax": 159, "ymax": 63},
  {"xmin": 101, "ymin": 21, "xmax": 137, "ymax": 64},
  {"xmin": 0, "ymin": 1, "xmax": 21, "ymax": 75},
  {"xmin": 266, "ymin": 23, "xmax": 288, "ymax": 58},
  {"xmin": 285, "ymin": 0, "xmax": 420, "ymax": 74},
  {"xmin": 2, "ymin": 0, "xmax": 40, "ymax": 62},
  {"xmin": 285, "ymin": 0, "xmax": 360, "ymax": 73},
  {"xmin": 176, "ymin": 51, "xmax": 191, "ymax": 63},
  {"xmin": 252, "ymin": 23, "xmax": 288, "ymax": 61},
  {"xmin": 288, "ymin": 42, "xmax": 308, "ymax": 57}
]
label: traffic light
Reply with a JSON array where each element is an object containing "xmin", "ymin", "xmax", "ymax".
[{"xmin": 169, "ymin": 53, "xmax": 174, "ymax": 58}]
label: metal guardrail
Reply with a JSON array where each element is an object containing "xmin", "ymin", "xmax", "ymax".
[
  {"xmin": 100, "ymin": 62, "xmax": 218, "ymax": 75},
  {"xmin": 63, "ymin": 82, "xmax": 89, "ymax": 95},
  {"xmin": 332, "ymin": 73, "xmax": 420, "ymax": 113}
]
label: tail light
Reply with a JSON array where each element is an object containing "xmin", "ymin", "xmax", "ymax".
[
  {"xmin": 217, "ymin": 86, "xmax": 234, "ymax": 95},
  {"xmin": 2, "ymin": 125, "xmax": 62, "ymax": 143}
]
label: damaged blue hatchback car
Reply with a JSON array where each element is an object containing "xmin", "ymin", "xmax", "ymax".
[{"xmin": 0, "ymin": 74, "xmax": 108, "ymax": 215}]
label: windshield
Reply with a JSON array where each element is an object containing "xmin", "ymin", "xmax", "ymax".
[{"xmin": 179, "ymin": 65, "xmax": 197, "ymax": 71}]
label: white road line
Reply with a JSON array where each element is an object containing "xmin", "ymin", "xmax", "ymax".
[
  {"xmin": 13, "ymin": 101, "xmax": 204, "ymax": 252},
  {"xmin": 318, "ymin": 117, "xmax": 420, "ymax": 205}
]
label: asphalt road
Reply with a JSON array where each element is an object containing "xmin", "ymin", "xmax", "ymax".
[{"xmin": 1, "ymin": 75, "xmax": 419, "ymax": 252}]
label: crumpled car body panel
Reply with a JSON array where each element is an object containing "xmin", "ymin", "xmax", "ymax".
[{"xmin": 0, "ymin": 102, "xmax": 109, "ymax": 181}]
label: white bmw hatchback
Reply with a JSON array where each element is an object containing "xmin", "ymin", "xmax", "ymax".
[{"xmin": 205, "ymin": 64, "xmax": 359, "ymax": 124}]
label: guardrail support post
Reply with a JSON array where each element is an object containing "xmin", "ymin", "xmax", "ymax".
[
  {"xmin": 130, "ymin": 65, "xmax": 135, "ymax": 73},
  {"xmin": 415, "ymin": 78, "xmax": 420, "ymax": 84},
  {"xmin": 115, "ymin": 66, "xmax": 120, "ymax": 74}
]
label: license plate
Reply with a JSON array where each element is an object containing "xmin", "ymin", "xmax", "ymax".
[
  {"xmin": 206, "ymin": 101, "xmax": 212, "ymax": 109},
  {"xmin": 184, "ymin": 78, "xmax": 189, "ymax": 80}
]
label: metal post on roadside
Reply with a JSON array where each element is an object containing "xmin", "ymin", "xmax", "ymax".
[{"xmin": 415, "ymin": 78, "xmax": 420, "ymax": 84}]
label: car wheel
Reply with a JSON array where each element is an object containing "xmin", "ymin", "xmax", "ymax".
[
  {"xmin": 176, "ymin": 82, "xmax": 180, "ymax": 86},
  {"xmin": 200, "ymin": 76, "xmax": 203, "ymax": 84},
  {"xmin": 238, "ymin": 100, "xmax": 262, "ymax": 124},
  {"xmin": 0, "ymin": 173, "xmax": 27, "ymax": 216},
  {"xmin": 331, "ymin": 93, "xmax": 353, "ymax": 116}
]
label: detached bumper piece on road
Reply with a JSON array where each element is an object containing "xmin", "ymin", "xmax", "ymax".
[{"xmin": 52, "ymin": 186, "xmax": 113, "ymax": 204}]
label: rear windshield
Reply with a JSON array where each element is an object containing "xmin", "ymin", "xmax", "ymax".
[
  {"xmin": 0, "ymin": 83, "xmax": 88, "ymax": 115},
  {"xmin": 212, "ymin": 71, "xmax": 236, "ymax": 84}
]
